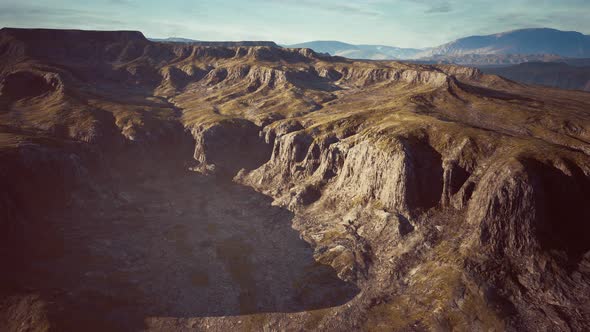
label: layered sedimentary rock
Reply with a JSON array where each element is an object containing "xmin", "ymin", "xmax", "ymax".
[{"xmin": 1, "ymin": 28, "xmax": 589, "ymax": 331}]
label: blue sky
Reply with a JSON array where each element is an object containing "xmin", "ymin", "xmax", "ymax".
[{"xmin": 0, "ymin": 0, "xmax": 588, "ymax": 48}]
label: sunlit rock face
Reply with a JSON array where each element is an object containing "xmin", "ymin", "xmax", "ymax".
[{"xmin": 1, "ymin": 28, "xmax": 589, "ymax": 331}]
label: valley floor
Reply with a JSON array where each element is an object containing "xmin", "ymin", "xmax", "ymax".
[{"xmin": 2, "ymin": 168, "xmax": 358, "ymax": 331}]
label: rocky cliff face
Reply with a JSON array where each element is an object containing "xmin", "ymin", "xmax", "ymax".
[{"xmin": 1, "ymin": 29, "xmax": 589, "ymax": 331}]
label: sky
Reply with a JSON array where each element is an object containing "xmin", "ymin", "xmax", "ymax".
[{"xmin": 0, "ymin": 0, "xmax": 588, "ymax": 48}]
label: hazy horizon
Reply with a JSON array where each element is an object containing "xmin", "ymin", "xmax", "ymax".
[{"xmin": 0, "ymin": 0, "xmax": 589, "ymax": 48}]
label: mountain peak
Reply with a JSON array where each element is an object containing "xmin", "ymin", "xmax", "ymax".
[
  {"xmin": 419, "ymin": 27, "xmax": 590, "ymax": 58},
  {"xmin": 495, "ymin": 27, "xmax": 581, "ymax": 35}
]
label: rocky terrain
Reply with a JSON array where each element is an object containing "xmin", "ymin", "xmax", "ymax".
[{"xmin": 1, "ymin": 27, "xmax": 590, "ymax": 331}]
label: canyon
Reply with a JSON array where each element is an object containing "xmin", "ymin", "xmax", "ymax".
[{"xmin": 1, "ymin": 28, "xmax": 590, "ymax": 331}]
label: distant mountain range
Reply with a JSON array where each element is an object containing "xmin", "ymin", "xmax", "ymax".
[
  {"xmin": 150, "ymin": 37, "xmax": 199, "ymax": 43},
  {"xmin": 282, "ymin": 29, "xmax": 590, "ymax": 92},
  {"xmin": 150, "ymin": 37, "xmax": 279, "ymax": 47},
  {"xmin": 418, "ymin": 28, "xmax": 590, "ymax": 58},
  {"xmin": 151, "ymin": 28, "xmax": 590, "ymax": 63},
  {"xmin": 282, "ymin": 28, "xmax": 590, "ymax": 62},
  {"xmin": 283, "ymin": 41, "xmax": 422, "ymax": 60},
  {"xmin": 148, "ymin": 29, "xmax": 590, "ymax": 91}
]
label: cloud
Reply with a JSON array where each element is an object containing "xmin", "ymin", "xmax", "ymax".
[
  {"xmin": 0, "ymin": 4, "xmax": 130, "ymax": 29},
  {"xmin": 424, "ymin": 2, "xmax": 452, "ymax": 13},
  {"xmin": 405, "ymin": 0, "xmax": 453, "ymax": 14},
  {"xmin": 1, "ymin": 0, "xmax": 588, "ymax": 48},
  {"xmin": 260, "ymin": 0, "xmax": 384, "ymax": 18},
  {"xmin": 109, "ymin": 0, "xmax": 135, "ymax": 5}
]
